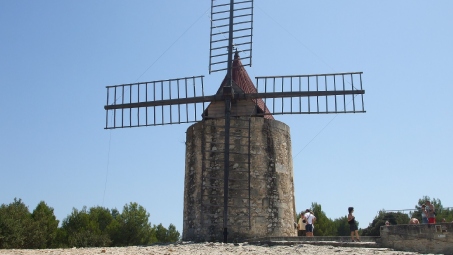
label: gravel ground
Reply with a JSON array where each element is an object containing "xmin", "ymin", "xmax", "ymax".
[{"xmin": 0, "ymin": 242, "xmax": 427, "ymax": 255}]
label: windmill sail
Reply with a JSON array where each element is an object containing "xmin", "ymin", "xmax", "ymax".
[
  {"xmin": 104, "ymin": 76, "xmax": 206, "ymax": 128},
  {"xmin": 255, "ymin": 72, "xmax": 365, "ymax": 115},
  {"xmin": 104, "ymin": 55, "xmax": 365, "ymax": 128},
  {"xmin": 209, "ymin": 0, "xmax": 253, "ymax": 73}
]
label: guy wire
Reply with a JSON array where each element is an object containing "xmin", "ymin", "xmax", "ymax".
[{"xmin": 102, "ymin": 6, "xmax": 210, "ymax": 205}]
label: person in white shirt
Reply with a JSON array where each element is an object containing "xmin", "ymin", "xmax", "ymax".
[{"xmin": 303, "ymin": 209, "xmax": 316, "ymax": 237}]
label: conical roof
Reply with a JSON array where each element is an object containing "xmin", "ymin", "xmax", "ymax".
[{"xmin": 204, "ymin": 52, "xmax": 273, "ymax": 120}]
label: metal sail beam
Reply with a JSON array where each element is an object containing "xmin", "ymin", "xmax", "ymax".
[
  {"xmin": 104, "ymin": 90, "xmax": 364, "ymax": 110},
  {"xmin": 103, "ymin": 71, "xmax": 365, "ymax": 128}
]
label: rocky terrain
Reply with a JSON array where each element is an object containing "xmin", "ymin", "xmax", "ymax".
[{"xmin": 0, "ymin": 242, "xmax": 425, "ymax": 255}]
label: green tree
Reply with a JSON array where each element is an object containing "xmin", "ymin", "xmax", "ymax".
[
  {"xmin": 29, "ymin": 201, "xmax": 59, "ymax": 248},
  {"xmin": 311, "ymin": 203, "xmax": 336, "ymax": 236},
  {"xmin": 53, "ymin": 228, "xmax": 69, "ymax": 248},
  {"xmin": 155, "ymin": 223, "xmax": 168, "ymax": 242},
  {"xmin": 333, "ymin": 216, "xmax": 350, "ymax": 236},
  {"xmin": 0, "ymin": 200, "xmax": 181, "ymax": 248},
  {"xmin": 152, "ymin": 223, "xmax": 180, "ymax": 243},
  {"xmin": 166, "ymin": 224, "xmax": 180, "ymax": 242},
  {"xmin": 87, "ymin": 206, "xmax": 115, "ymax": 247},
  {"xmin": 113, "ymin": 202, "xmax": 155, "ymax": 246},
  {"xmin": 61, "ymin": 207, "xmax": 91, "ymax": 247},
  {"xmin": 438, "ymin": 208, "xmax": 453, "ymax": 223},
  {"xmin": 361, "ymin": 210, "xmax": 410, "ymax": 236},
  {"xmin": 0, "ymin": 198, "xmax": 34, "ymax": 249},
  {"xmin": 61, "ymin": 206, "xmax": 112, "ymax": 247}
]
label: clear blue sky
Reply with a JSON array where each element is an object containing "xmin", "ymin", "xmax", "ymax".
[{"xmin": 1, "ymin": 1, "xmax": 452, "ymax": 233}]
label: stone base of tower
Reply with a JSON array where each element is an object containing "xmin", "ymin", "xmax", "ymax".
[{"xmin": 183, "ymin": 117, "xmax": 296, "ymax": 242}]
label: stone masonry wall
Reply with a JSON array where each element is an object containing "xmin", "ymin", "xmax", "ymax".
[
  {"xmin": 379, "ymin": 223, "xmax": 453, "ymax": 254},
  {"xmin": 183, "ymin": 117, "xmax": 296, "ymax": 242}
]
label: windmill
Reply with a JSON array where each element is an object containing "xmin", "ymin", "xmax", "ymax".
[{"xmin": 104, "ymin": 0, "xmax": 365, "ymax": 243}]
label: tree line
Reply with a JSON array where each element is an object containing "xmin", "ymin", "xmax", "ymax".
[
  {"xmin": 0, "ymin": 198, "xmax": 180, "ymax": 249},
  {"xmin": 297, "ymin": 196, "xmax": 453, "ymax": 237},
  {"xmin": 296, "ymin": 202, "xmax": 353, "ymax": 236},
  {"xmin": 362, "ymin": 196, "xmax": 453, "ymax": 236},
  {"xmin": 2, "ymin": 195, "xmax": 451, "ymax": 248}
]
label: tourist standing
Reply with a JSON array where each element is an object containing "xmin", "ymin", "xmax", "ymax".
[
  {"xmin": 426, "ymin": 200, "xmax": 436, "ymax": 224},
  {"xmin": 348, "ymin": 207, "xmax": 360, "ymax": 242},
  {"xmin": 297, "ymin": 212, "xmax": 306, "ymax": 236},
  {"xmin": 421, "ymin": 204, "xmax": 428, "ymax": 223},
  {"xmin": 303, "ymin": 209, "xmax": 316, "ymax": 237}
]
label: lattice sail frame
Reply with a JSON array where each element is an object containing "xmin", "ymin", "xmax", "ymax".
[
  {"xmin": 104, "ymin": 76, "xmax": 206, "ymax": 128},
  {"xmin": 209, "ymin": 0, "xmax": 253, "ymax": 73},
  {"xmin": 104, "ymin": 72, "xmax": 365, "ymax": 128},
  {"xmin": 255, "ymin": 72, "xmax": 365, "ymax": 116}
]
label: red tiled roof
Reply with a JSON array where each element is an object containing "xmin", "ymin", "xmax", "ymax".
[{"xmin": 218, "ymin": 52, "xmax": 274, "ymax": 119}]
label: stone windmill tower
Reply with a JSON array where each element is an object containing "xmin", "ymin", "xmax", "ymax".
[
  {"xmin": 104, "ymin": 0, "xmax": 365, "ymax": 243},
  {"xmin": 183, "ymin": 52, "xmax": 295, "ymax": 241}
]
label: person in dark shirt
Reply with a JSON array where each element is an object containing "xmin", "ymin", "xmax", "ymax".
[
  {"xmin": 421, "ymin": 204, "xmax": 428, "ymax": 223},
  {"xmin": 348, "ymin": 207, "xmax": 360, "ymax": 242}
]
